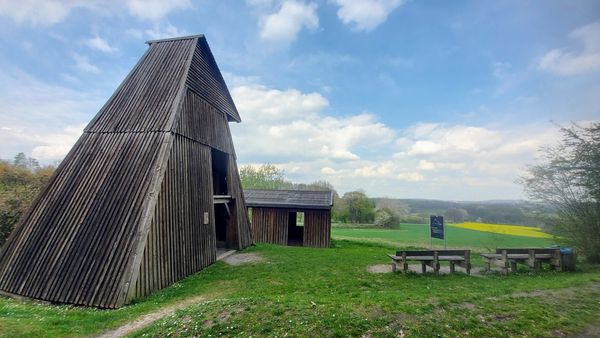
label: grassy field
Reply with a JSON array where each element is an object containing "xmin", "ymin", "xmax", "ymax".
[
  {"xmin": 332, "ymin": 223, "xmax": 556, "ymax": 252},
  {"xmin": 0, "ymin": 225, "xmax": 598, "ymax": 337}
]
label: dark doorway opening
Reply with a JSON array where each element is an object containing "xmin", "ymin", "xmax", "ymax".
[
  {"xmin": 287, "ymin": 211, "xmax": 304, "ymax": 246},
  {"xmin": 211, "ymin": 149, "xmax": 228, "ymax": 196},
  {"xmin": 214, "ymin": 203, "xmax": 229, "ymax": 248},
  {"xmin": 212, "ymin": 148, "xmax": 237, "ymax": 249}
]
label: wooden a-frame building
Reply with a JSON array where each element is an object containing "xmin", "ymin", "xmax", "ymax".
[{"xmin": 0, "ymin": 35, "xmax": 252, "ymax": 308}]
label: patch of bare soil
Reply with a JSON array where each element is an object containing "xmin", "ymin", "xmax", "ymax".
[
  {"xmin": 508, "ymin": 281, "xmax": 600, "ymax": 299},
  {"xmin": 367, "ymin": 264, "xmax": 393, "ymax": 273},
  {"xmin": 222, "ymin": 253, "xmax": 264, "ymax": 266},
  {"xmin": 203, "ymin": 309, "xmax": 239, "ymax": 329},
  {"xmin": 96, "ymin": 295, "xmax": 206, "ymax": 338},
  {"xmin": 366, "ymin": 264, "xmax": 483, "ymax": 276},
  {"xmin": 563, "ymin": 322, "xmax": 600, "ymax": 338}
]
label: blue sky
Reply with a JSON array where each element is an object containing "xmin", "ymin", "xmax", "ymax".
[{"xmin": 0, "ymin": 0, "xmax": 599, "ymax": 200}]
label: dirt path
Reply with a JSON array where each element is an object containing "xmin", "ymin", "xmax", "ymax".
[
  {"xmin": 367, "ymin": 263, "xmax": 483, "ymax": 276},
  {"xmin": 96, "ymin": 253, "xmax": 265, "ymax": 338},
  {"xmin": 96, "ymin": 295, "xmax": 207, "ymax": 338}
]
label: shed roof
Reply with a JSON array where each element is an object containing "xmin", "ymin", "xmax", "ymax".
[{"xmin": 244, "ymin": 189, "xmax": 334, "ymax": 210}]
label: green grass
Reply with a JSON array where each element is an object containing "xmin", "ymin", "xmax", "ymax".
[
  {"xmin": 333, "ymin": 223, "xmax": 557, "ymax": 251},
  {"xmin": 0, "ymin": 228, "xmax": 597, "ymax": 337}
]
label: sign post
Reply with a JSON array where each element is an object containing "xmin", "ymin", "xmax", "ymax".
[{"xmin": 430, "ymin": 215, "xmax": 445, "ymax": 249}]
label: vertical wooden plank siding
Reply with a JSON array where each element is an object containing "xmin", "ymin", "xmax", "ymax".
[
  {"xmin": 251, "ymin": 208, "xmax": 288, "ymax": 246},
  {"xmin": 250, "ymin": 208, "xmax": 331, "ymax": 248},
  {"xmin": 174, "ymin": 91, "xmax": 233, "ymax": 154},
  {"xmin": 186, "ymin": 37, "xmax": 240, "ymax": 122},
  {"xmin": 0, "ymin": 36, "xmax": 251, "ymax": 308},
  {"xmin": 0, "ymin": 132, "xmax": 167, "ymax": 308},
  {"xmin": 227, "ymin": 157, "xmax": 253, "ymax": 249},
  {"xmin": 133, "ymin": 136, "xmax": 215, "ymax": 299},
  {"xmin": 86, "ymin": 39, "xmax": 195, "ymax": 133},
  {"xmin": 304, "ymin": 210, "xmax": 331, "ymax": 248}
]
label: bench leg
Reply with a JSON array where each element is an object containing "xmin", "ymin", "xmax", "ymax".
[
  {"xmin": 510, "ymin": 261, "xmax": 517, "ymax": 273},
  {"xmin": 532, "ymin": 260, "xmax": 541, "ymax": 273},
  {"xmin": 466, "ymin": 264, "xmax": 471, "ymax": 275},
  {"xmin": 391, "ymin": 262, "xmax": 397, "ymax": 273},
  {"xmin": 484, "ymin": 259, "xmax": 491, "ymax": 272},
  {"xmin": 450, "ymin": 262, "xmax": 455, "ymax": 273},
  {"xmin": 421, "ymin": 262, "xmax": 426, "ymax": 273},
  {"xmin": 403, "ymin": 262, "xmax": 408, "ymax": 273},
  {"xmin": 434, "ymin": 263, "xmax": 440, "ymax": 275}
]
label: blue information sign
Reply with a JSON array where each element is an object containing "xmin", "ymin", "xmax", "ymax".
[{"xmin": 430, "ymin": 215, "xmax": 444, "ymax": 240}]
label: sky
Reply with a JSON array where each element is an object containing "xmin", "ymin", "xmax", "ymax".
[{"xmin": 0, "ymin": 0, "xmax": 599, "ymax": 201}]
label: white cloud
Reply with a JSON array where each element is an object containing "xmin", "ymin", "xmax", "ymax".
[
  {"xmin": 31, "ymin": 124, "xmax": 85, "ymax": 161},
  {"xmin": 73, "ymin": 54, "xmax": 100, "ymax": 74},
  {"xmin": 258, "ymin": 0, "xmax": 319, "ymax": 43},
  {"xmin": 229, "ymin": 79, "xmax": 569, "ymax": 199},
  {"xmin": 0, "ymin": 68, "xmax": 102, "ymax": 162},
  {"xmin": 85, "ymin": 36, "xmax": 117, "ymax": 53},
  {"xmin": 142, "ymin": 23, "xmax": 188, "ymax": 40},
  {"xmin": 0, "ymin": 0, "xmax": 92, "ymax": 25},
  {"xmin": 126, "ymin": 0, "xmax": 191, "ymax": 21},
  {"xmin": 333, "ymin": 0, "xmax": 405, "ymax": 32},
  {"xmin": 0, "ymin": 0, "xmax": 188, "ymax": 25},
  {"xmin": 397, "ymin": 171, "xmax": 423, "ymax": 182},
  {"xmin": 231, "ymin": 83, "xmax": 394, "ymax": 162},
  {"xmin": 492, "ymin": 62, "xmax": 520, "ymax": 96},
  {"xmin": 539, "ymin": 21, "xmax": 600, "ymax": 76},
  {"xmin": 231, "ymin": 84, "xmax": 328, "ymax": 122}
]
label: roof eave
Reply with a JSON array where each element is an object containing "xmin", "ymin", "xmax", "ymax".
[{"xmin": 146, "ymin": 34, "xmax": 205, "ymax": 45}]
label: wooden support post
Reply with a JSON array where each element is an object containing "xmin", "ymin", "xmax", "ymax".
[
  {"xmin": 465, "ymin": 250, "xmax": 471, "ymax": 275},
  {"xmin": 554, "ymin": 249, "xmax": 562, "ymax": 271},
  {"xmin": 421, "ymin": 262, "xmax": 426, "ymax": 273},
  {"xmin": 529, "ymin": 249, "xmax": 540, "ymax": 272},
  {"xmin": 502, "ymin": 250, "xmax": 509, "ymax": 275},
  {"xmin": 402, "ymin": 252, "xmax": 408, "ymax": 274},
  {"xmin": 450, "ymin": 261, "xmax": 455, "ymax": 273},
  {"xmin": 510, "ymin": 261, "xmax": 517, "ymax": 272},
  {"xmin": 433, "ymin": 251, "xmax": 439, "ymax": 275}
]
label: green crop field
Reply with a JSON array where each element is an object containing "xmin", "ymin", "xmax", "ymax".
[
  {"xmin": 0, "ymin": 227, "xmax": 598, "ymax": 337},
  {"xmin": 332, "ymin": 223, "xmax": 556, "ymax": 252}
]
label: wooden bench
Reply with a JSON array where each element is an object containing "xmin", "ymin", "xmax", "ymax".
[
  {"xmin": 388, "ymin": 250, "xmax": 471, "ymax": 275},
  {"xmin": 480, "ymin": 248, "xmax": 566, "ymax": 274}
]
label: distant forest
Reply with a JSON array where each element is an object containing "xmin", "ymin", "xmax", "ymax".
[
  {"xmin": 0, "ymin": 156, "xmax": 550, "ymax": 247},
  {"xmin": 373, "ymin": 198, "xmax": 551, "ymax": 226},
  {"xmin": 240, "ymin": 164, "xmax": 550, "ymax": 227}
]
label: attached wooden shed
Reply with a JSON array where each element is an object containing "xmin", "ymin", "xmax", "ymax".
[
  {"xmin": 245, "ymin": 189, "xmax": 333, "ymax": 248},
  {"xmin": 0, "ymin": 35, "xmax": 252, "ymax": 308}
]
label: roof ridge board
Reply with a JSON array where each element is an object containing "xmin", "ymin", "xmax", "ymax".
[
  {"xmin": 146, "ymin": 34, "xmax": 204, "ymax": 45},
  {"xmin": 245, "ymin": 189, "xmax": 332, "ymax": 194}
]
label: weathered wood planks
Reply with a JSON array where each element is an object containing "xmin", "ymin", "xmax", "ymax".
[
  {"xmin": 250, "ymin": 207, "xmax": 331, "ymax": 248},
  {"xmin": 0, "ymin": 35, "xmax": 252, "ymax": 308}
]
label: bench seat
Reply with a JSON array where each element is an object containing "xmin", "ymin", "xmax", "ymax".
[
  {"xmin": 389, "ymin": 250, "xmax": 471, "ymax": 275},
  {"xmin": 480, "ymin": 248, "xmax": 564, "ymax": 274}
]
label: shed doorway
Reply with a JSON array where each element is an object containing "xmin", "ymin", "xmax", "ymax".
[
  {"xmin": 212, "ymin": 148, "xmax": 237, "ymax": 249},
  {"xmin": 287, "ymin": 211, "xmax": 304, "ymax": 246}
]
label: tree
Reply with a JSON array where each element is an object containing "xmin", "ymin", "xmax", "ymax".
[
  {"xmin": 520, "ymin": 122, "xmax": 600, "ymax": 262},
  {"xmin": 374, "ymin": 207, "xmax": 400, "ymax": 228},
  {"xmin": 239, "ymin": 164, "xmax": 286, "ymax": 190},
  {"xmin": 341, "ymin": 190, "xmax": 375, "ymax": 224},
  {"xmin": 445, "ymin": 208, "xmax": 469, "ymax": 223},
  {"xmin": 0, "ymin": 157, "xmax": 55, "ymax": 246},
  {"xmin": 13, "ymin": 152, "xmax": 40, "ymax": 170}
]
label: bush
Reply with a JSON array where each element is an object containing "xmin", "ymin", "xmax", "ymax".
[
  {"xmin": 521, "ymin": 123, "xmax": 600, "ymax": 262},
  {"xmin": 0, "ymin": 154, "xmax": 55, "ymax": 246}
]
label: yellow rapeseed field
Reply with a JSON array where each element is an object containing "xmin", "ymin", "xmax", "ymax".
[{"xmin": 450, "ymin": 222, "xmax": 553, "ymax": 238}]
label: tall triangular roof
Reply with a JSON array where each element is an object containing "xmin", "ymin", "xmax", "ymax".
[{"xmin": 0, "ymin": 36, "xmax": 251, "ymax": 308}]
